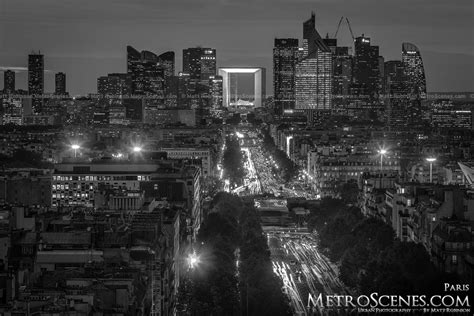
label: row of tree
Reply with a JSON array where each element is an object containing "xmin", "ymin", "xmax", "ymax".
[
  {"xmin": 222, "ymin": 135, "xmax": 245, "ymax": 187},
  {"xmin": 0, "ymin": 149, "xmax": 53, "ymax": 169},
  {"xmin": 307, "ymin": 197, "xmax": 458, "ymax": 295},
  {"xmin": 177, "ymin": 192, "xmax": 291, "ymax": 315},
  {"xmin": 260, "ymin": 128, "xmax": 297, "ymax": 182}
]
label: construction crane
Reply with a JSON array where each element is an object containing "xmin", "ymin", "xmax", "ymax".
[
  {"xmin": 345, "ymin": 17, "xmax": 355, "ymax": 40},
  {"xmin": 334, "ymin": 16, "xmax": 344, "ymax": 38},
  {"xmin": 334, "ymin": 16, "xmax": 355, "ymax": 41}
]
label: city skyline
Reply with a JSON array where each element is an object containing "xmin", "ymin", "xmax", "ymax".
[
  {"xmin": 0, "ymin": 1, "xmax": 473, "ymax": 314},
  {"xmin": 0, "ymin": 0, "xmax": 473, "ymax": 95}
]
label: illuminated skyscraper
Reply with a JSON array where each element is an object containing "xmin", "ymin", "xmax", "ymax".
[
  {"xmin": 97, "ymin": 73, "xmax": 131, "ymax": 97},
  {"xmin": 402, "ymin": 42, "xmax": 426, "ymax": 99},
  {"xmin": 55, "ymin": 72, "xmax": 66, "ymax": 95},
  {"xmin": 295, "ymin": 13, "xmax": 332, "ymax": 110},
  {"xmin": 127, "ymin": 46, "xmax": 146, "ymax": 94},
  {"xmin": 127, "ymin": 45, "xmax": 165, "ymax": 96},
  {"xmin": 209, "ymin": 75, "xmax": 223, "ymax": 109},
  {"xmin": 200, "ymin": 49, "xmax": 217, "ymax": 81},
  {"xmin": 4, "ymin": 70, "xmax": 15, "ymax": 94},
  {"xmin": 352, "ymin": 35, "xmax": 380, "ymax": 102},
  {"xmin": 158, "ymin": 51, "xmax": 175, "ymax": 82},
  {"xmin": 384, "ymin": 60, "xmax": 409, "ymax": 128},
  {"xmin": 273, "ymin": 38, "xmax": 299, "ymax": 113},
  {"xmin": 28, "ymin": 52, "xmax": 44, "ymax": 113},
  {"xmin": 97, "ymin": 73, "xmax": 131, "ymax": 109},
  {"xmin": 182, "ymin": 47, "xmax": 216, "ymax": 81},
  {"xmin": 182, "ymin": 47, "xmax": 217, "ymax": 111},
  {"xmin": 323, "ymin": 36, "xmax": 353, "ymax": 112}
]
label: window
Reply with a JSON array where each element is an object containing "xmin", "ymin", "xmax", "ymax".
[{"xmin": 452, "ymin": 255, "xmax": 457, "ymax": 265}]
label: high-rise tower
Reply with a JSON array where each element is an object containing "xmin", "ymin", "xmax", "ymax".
[
  {"xmin": 28, "ymin": 52, "xmax": 44, "ymax": 113},
  {"xmin": 182, "ymin": 47, "xmax": 216, "ymax": 81},
  {"xmin": 4, "ymin": 70, "xmax": 15, "ymax": 94},
  {"xmin": 295, "ymin": 13, "xmax": 333, "ymax": 111},
  {"xmin": 127, "ymin": 45, "xmax": 165, "ymax": 96},
  {"xmin": 352, "ymin": 35, "xmax": 380, "ymax": 102},
  {"xmin": 273, "ymin": 38, "xmax": 299, "ymax": 114},
  {"xmin": 55, "ymin": 72, "xmax": 66, "ymax": 95},
  {"xmin": 402, "ymin": 42, "xmax": 426, "ymax": 99}
]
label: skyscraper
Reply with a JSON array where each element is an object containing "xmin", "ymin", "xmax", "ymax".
[
  {"xmin": 384, "ymin": 60, "xmax": 409, "ymax": 128},
  {"xmin": 4, "ymin": 70, "xmax": 15, "ymax": 94},
  {"xmin": 352, "ymin": 35, "xmax": 380, "ymax": 102},
  {"xmin": 127, "ymin": 46, "xmax": 165, "ymax": 96},
  {"xmin": 273, "ymin": 38, "xmax": 299, "ymax": 114},
  {"xmin": 402, "ymin": 42, "xmax": 426, "ymax": 99},
  {"xmin": 127, "ymin": 46, "xmax": 145, "ymax": 94},
  {"xmin": 28, "ymin": 52, "xmax": 44, "ymax": 113},
  {"xmin": 295, "ymin": 13, "xmax": 332, "ymax": 111},
  {"xmin": 200, "ymin": 49, "xmax": 217, "ymax": 81},
  {"xmin": 55, "ymin": 72, "xmax": 66, "ymax": 95},
  {"xmin": 302, "ymin": 12, "xmax": 318, "ymax": 56},
  {"xmin": 209, "ymin": 75, "xmax": 223, "ymax": 109},
  {"xmin": 323, "ymin": 36, "xmax": 353, "ymax": 112},
  {"xmin": 158, "ymin": 51, "xmax": 175, "ymax": 81},
  {"xmin": 182, "ymin": 47, "xmax": 216, "ymax": 81},
  {"xmin": 97, "ymin": 73, "xmax": 131, "ymax": 97}
]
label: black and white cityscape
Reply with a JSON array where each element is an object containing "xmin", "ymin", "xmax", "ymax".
[{"xmin": 0, "ymin": 0, "xmax": 473, "ymax": 315}]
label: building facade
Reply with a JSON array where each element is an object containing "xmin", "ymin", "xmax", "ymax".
[
  {"xmin": 295, "ymin": 13, "xmax": 332, "ymax": 111},
  {"xmin": 273, "ymin": 38, "xmax": 299, "ymax": 114},
  {"xmin": 55, "ymin": 72, "xmax": 66, "ymax": 95},
  {"xmin": 28, "ymin": 52, "xmax": 44, "ymax": 114}
]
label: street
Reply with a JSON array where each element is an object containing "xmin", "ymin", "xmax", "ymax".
[
  {"xmin": 230, "ymin": 128, "xmax": 349, "ymax": 315},
  {"xmin": 268, "ymin": 232, "xmax": 350, "ymax": 315}
]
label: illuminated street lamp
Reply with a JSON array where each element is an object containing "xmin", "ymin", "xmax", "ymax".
[
  {"xmin": 71, "ymin": 144, "xmax": 80, "ymax": 158},
  {"xmin": 187, "ymin": 250, "xmax": 200, "ymax": 270},
  {"xmin": 426, "ymin": 157, "xmax": 437, "ymax": 183},
  {"xmin": 132, "ymin": 146, "xmax": 142, "ymax": 153},
  {"xmin": 378, "ymin": 149, "xmax": 387, "ymax": 186},
  {"xmin": 286, "ymin": 135, "xmax": 293, "ymax": 157},
  {"xmin": 378, "ymin": 149, "xmax": 387, "ymax": 174}
]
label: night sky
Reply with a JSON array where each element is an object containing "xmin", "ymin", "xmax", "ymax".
[{"xmin": 0, "ymin": 0, "xmax": 473, "ymax": 95}]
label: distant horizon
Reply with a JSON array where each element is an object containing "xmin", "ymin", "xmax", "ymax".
[{"xmin": 1, "ymin": 0, "xmax": 473, "ymax": 94}]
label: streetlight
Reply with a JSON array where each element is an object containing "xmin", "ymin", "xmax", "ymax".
[
  {"xmin": 378, "ymin": 149, "xmax": 387, "ymax": 185},
  {"xmin": 71, "ymin": 144, "xmax": 80, "ymax": 158},
  {"xmin": 187, "ymin": 250, "xmax": 200, "ymax": 270},
  {"xmin": 132, "ymin": 146, "xmax": 142, "ymax": 153},
  {"xmin": 426, "ymin": 157, "xmax": 437, "ymax": 183}
]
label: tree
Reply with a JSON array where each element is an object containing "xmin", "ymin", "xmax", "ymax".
[
  {"xmin": 180, "ymin": 193, "xmax": 291, "ymax": 316},
  {"xmin": 338, "ymin": 179, "xmax": 360, "ymax": 204},
  {"xmin": 222, "ymin": 136, "xmax": 245, "ymax": 186},
  {"xmin": 202, "ymin": 176, "xmax": 223, "ymax": 197},
  {"xmin": 339, "ymin": 244, "xmax": 369, "ymax": 287},
  {"xmin": 0, "ymin": 149, "xmax": 52, "ymax": 169}
]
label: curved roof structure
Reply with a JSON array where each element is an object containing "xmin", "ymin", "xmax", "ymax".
[
  {"xmin": 141, "ymin": 50, "xmax": 158, "ymax": 63},
  {"xmin": 402, "ymin": 42, "xmax": 420, "ymax": 53},
  {"xmin": 126, "ymin": 45, "xmax": 141, "ymax": 59},
  {"xmin": 158, "ymin": 51, "xmax": 174, "ymax": 61}
]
